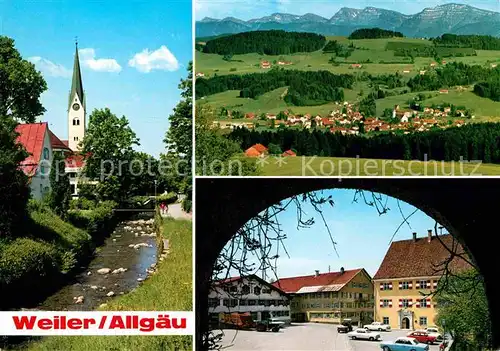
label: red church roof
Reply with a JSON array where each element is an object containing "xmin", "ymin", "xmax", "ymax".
[
  {"xmin": 272, "ymin": 268, "xmax": 364, "ymax": 293},
  {"xmin": 48, "ymin": 129, "xmax": 72, "ymax": 152},
  {"xmin": 15, "ymin": 122, "xmax": 48, "ymax": 177}
]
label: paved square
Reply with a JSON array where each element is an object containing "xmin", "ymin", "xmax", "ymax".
[{"xmin": 218, "ymin": 323, "xmax": 444, "ymax": 351}]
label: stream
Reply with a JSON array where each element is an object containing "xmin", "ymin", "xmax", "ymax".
[{"xmin": 28, "ymin": 215, "xmax": 158, "ymax": 311}]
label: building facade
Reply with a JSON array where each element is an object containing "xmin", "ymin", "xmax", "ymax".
[
  {"xmin": 15, "ymin": 123, "xmax": 53, "ymax": 200},
  {"xmin": 273, "ymin": 268, "xmax": 375, "ymax": 325},
  {"xmin": 373, "ymin": 231, "xmax": 472, "ymax": 330},
  {"xmin": 208, "ymin": 275, "xmax": 291, "ymax": 325}
]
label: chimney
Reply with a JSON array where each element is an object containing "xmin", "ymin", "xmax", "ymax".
[
  {"xmin": 315, "ymin": 270, "xmax": 319, "ymax": 277},
  {"xmin": 340, "ymin": 267, "xmax": 345, "ymax": 274},
  {"xmin": 412, "ymin": 232, "xmax": 417, "ymax": 242},
  {"xmin": 428, "ymin": 229, "xmax": 433, "ymax": 242}
]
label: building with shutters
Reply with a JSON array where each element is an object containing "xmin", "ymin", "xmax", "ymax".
[
  {"xmin": 373, "ymin": 230, "xmax": 472, "ymax": 330},
  {"xmin": 272, "ymin": 268, "xmax": 375, "ymax": 325}
]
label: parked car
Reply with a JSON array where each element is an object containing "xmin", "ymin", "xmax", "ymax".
[
  {"xmin": 425, "ymin": 327, "xmax": 444, "ymax": 341},
  {"xmin": 337, "ymin": 318, "xmax": 353, "ymax": 333},
  {"xmin": 380, "ymin": 337, "xmax": 430, "ymax": 351},
  {"xmin": 365, "ymin": 321, "xmax": 391, "ymax": 331},
  {"xmin": 407, "ymin": 331, "xmax": 439, "ymax": 344},
  {"xmin": 347, "ymin": 328, "xmax": 381, "ymax": 341}
]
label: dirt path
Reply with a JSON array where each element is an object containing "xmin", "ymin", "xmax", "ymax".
[{"xmin": 161, "ymin": 203, "xmax": 192, "ymax": 220}]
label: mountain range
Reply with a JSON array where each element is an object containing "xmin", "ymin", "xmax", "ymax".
[{"xmin": 196, "ymin": 4, "xmax": 500, "ymax": 38}]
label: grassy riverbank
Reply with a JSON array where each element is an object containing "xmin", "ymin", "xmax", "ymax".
[{"xmin": 26, "ymin": 218, "xmax": 193, "ymax": 351}]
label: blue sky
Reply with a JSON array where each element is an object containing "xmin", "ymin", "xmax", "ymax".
[
  {"xmin": 1, "ymin": 0, "xmax": 192, "ymax": 157},
  {"xmin": 226, "ymin": 189, "xmax": 442, "ymax": 279},
  {"xmin": 195, "ymin": 0, "xmax": 500, "ymax": 20}
]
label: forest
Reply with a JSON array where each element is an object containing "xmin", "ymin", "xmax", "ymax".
[
  {"xmin": 407, "ymin": 62, "xmax": 495, "ymax": 92},
  {"xmin": 229, "ymin": 123, "xmax": 500, "ymax": 163},
  {"xmin": 201, "ymin": 30, "xmax": 326, "ymax": 55},
  {"xmin": 323, "ymin": 40, "xmax": 354, "ymax": 57},
  {"xmin": 432, "ymin": 34, "xmax": 500, "ymax": 50},
  {"xmin": 196, "ymin": 69, "xmax": 355, "ymax": 104},
  {"xmin": 348, "ymin": 28, "xmax": 404, "ymax": 40},
  {"xmin": 474, "ymin": 80, "xmax": 500, "ymax": 102}
]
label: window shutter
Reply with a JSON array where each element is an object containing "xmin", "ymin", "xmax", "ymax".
[
  {"xmin": 398, "ymin": 282, "xmax": 402, "ymax": 289},
  {"xmin": 379, "ymin": 300, "xmax": 384, "ymax": 307},
  {"xmin": 388, "ymin": 300, "xmax": 393, "ymax": 307},
  {"xmin": 398, "ymin": 299, "xmax": 403, "ymax": 307},
  {"xmin": 408, "ymin": 282, "xmax": 413, "ymax": 289},
  {"xmin": 427, "ymin": 298, "xmax": 431, "ymax": 308},
  {"xmin": 388, "ymin": 283, "xmax": 393, "ymax": 290},
  {"xmin": 380, "ymin": 283, "xmax": 384, "ymax": 290},
  {"xmin": 433, "ymin": 280, "xmax": 438, "ymax": 288},
  {"xmin": 416, "ymin": 300, "xmax": 420, "ymax": 308},
  {"xmin": 416, "ymin": 282, "xmax": 420, "ymax": 289},
  {"xmin": 426, "ymin": 280, "xmax": 431, "ymax": 288},
  {"xmin": 409, "ymin": 299, "xmax": 413, "ymax": 307}
]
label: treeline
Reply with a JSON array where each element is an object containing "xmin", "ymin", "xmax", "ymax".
[
  {"xmin": 229, "ymin": 123, "xmax": 500, "ymax": 163},
  {"xmin": 196, "ymin": 69, "xmax": 355, "ymax": 103},
  {"xmin": 474, "ymin": 80, "xmax": 500, "ymax": 102},
  {"xmin": 349, "ymin": 28, "xmax": 404, "ymax": 40},
  {"xmin": 407, "ymin": 62, "xmax": 493, "ymax": 92},
  {"xmin": 433, "ymin": 34, "xmax": 500, "ymax": 50},
  {"xmin": 202, "ymin": 30, "xmax": 326, "ymax": 55},
  {"xmin": 323, "ymin": 40, "xmax": 354, "ymax": 57}
]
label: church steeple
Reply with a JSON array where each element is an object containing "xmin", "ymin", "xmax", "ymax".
[
  {"xmin": 68, "ymin": 39, "xmax": 86, "ymax": 151},
  {"xmin": 69, "ymin": 40, "xmax": 84, "ymax": 112}
]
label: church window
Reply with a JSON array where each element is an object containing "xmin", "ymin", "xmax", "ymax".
[
  {"xmin": 43, "ymin": 148, "xmax": 50, "ymax": 160},
  {"xmin": 73, "ymin": 117, "xmax": 80, "ymax": 126}
]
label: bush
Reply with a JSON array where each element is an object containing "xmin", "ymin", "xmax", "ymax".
[
  {"xmin": 0, "ymin": 238, "xmax": 59, "ymax": 305},
  {"xmin": 69, "ymin": 197, "xmax": 96, "ymax": 210},
  {"xmin": 157, "ymin": 192, "xmax": 178, "ymax": 204},
  {"xmin": 77, "ymin": 183, "xmax": 98, "ymax": 202},
  {"xmin": 182, "ymin": 199, "xmax": 192, "ymax": 213},
  {"xmin": 67, "ymin": 201, "xmax": 117, "ymax": 239}
]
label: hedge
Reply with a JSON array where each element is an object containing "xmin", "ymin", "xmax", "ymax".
[{"xmin": 157, "ymin": 192, "xmax": 178, "ymax": 204}]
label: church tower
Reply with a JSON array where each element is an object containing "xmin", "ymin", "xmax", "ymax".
[{"xmin": 68, "ymin": 41, "xmax": 86, "ymax": 151}]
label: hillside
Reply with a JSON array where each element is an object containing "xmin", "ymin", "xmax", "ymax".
[{"xmin": 196, "ymin": 4, "xmax": 500, "ymax": 38}]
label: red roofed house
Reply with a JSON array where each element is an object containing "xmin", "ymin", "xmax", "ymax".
[
  {"xmin": 373, "ymin": 231, "xmax": 472, "ymax": 330},
  {"xmin": 272, "ymin": 268, "xmax": 374, "ymax": 325},
  {"xmin": 208, "ymin": 274, "xmax": 291, "ymax": 326},
  {"xmin": 244, "ymin": 147, "xmax": 261, "ymax": 157},
  {"xmin": 282, "ymin": 150, "xmax": 296, "ymax": 157},
  {"xmin": 15, "ymin": 122, "xmax": 54, "ymax": 200}
]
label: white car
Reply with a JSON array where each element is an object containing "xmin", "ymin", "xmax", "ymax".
[
  {"xmin": 364, "ymin": 321, "xmax": 391, "ymax": 331},
  {"xmin": 347, "ymin": 328, "xmax": 382, "ymax": 341},
  {"xmin": 425, "ymin": 327, "xmax": 443, "ymax": 341}
]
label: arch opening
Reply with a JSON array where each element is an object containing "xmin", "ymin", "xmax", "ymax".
[{"xmin": 196, "ymin": 179, "xmax": 497, "ymax": 351}]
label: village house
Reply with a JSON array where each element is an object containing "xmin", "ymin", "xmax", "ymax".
[
  {"xmin": 439, "ymin": 89, "xmax": 449, "ymax": 94},
  {"xmin": 491, "ymin": 63, "xmax": 498, "ymax": 68},
  {"xmin": 244, "ymin": 143, "xmax": 268, "ymax": 158},
  {"xmin": 278, "ymin": 60, "xmax": 292, "ymax": 66},
  {"xmin": 260, "ymin": 60, "xmax": 271, "ymax": 69},
  {"xmin": 266, "ymin": 113, "xmax": 277, "ymax": 120},
  {"xmin": 282, "ymin": 150, "xmax": 296, "ymax": 157},
  {"xmin": 195, "ymin": 72, "xmax": 205, "ymax": 78},
  {"xmin": 245, "ymin": 112, "xmax": 255, "ymax": 119},
  {"xmin": 273, "ymin": 268, "xmax": 374, "ymax": 326},
  {"xmin": 420, "ymin": 70, "xmax": 427, "ymax": 75},
  {"xmin": 373, "ymin": 231, "xmax": 471, "ymax": 330},
  {"xmin": 351, "ymin": 64, "xmax": 363, "ymax": 69},
  {"xmin": 208, "ymin": 275, "xmax": 291, "ymax": 326}
]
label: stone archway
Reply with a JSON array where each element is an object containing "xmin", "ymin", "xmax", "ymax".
[{"xmin": 196, "ymin": 178, "xmax": 500, "ymax": 349}]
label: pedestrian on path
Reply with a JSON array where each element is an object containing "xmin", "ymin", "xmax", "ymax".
[{"xmin": 159, "ymin": 202, "xmax": 165, "ymax": 214}]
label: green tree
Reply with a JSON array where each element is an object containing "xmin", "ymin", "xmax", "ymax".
[
  {"xmin": 0, "ymin": 36, "xmax": 47, "ymax": 122},
  {"xmin": 277, "ymin": 111, "xmax": 287, "ymax": 120},
  {"xmin": 268, "ymin": 143, "xmax": 282, "ymax": 155},
  {"xmin": 0, "ymin": 36, "xmax": 46, "ymax": 237},
  {"xmin": 435, "ymin": 270, "xmax": 492, "ymax": 350},
  {"xmin": 196, "ymin": 105, "xmax": 257, "ymax": 176},
  {"xmin": 0, "ymin": 117, "xmax": 30, "ymax": 237},
  {"xmin": 81, "ymin": 108, "xmax": 139, "ymax": 203},
  {"xmin": 48, "ymin": 151, "xmax": 71, "ymax": 218},
  {"xmin": 163, "ymin": 62, "xmax": 192, "ymax": 194}
]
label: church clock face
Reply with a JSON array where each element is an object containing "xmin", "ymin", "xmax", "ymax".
[{"xmin": 72, "ymin": 103, "xmax": 80, "ymax": 111}]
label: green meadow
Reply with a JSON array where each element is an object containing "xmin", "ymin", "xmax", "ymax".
[{"xmin": 254, "ymin": 156, "xmax": 500, "ymax": 176}]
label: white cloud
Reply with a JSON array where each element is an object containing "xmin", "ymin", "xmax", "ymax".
[
  {"xmin": 79, "ymin": 48, "xmax": 122, "ymax": 73},
  {"xmin": 128, "ymin": 45, "xmax": 179, "ymax": 73},
  {"xmin": 27, "ymin": 57, "xmax": 72, "ymax": 78}
]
